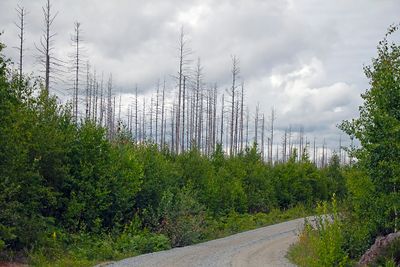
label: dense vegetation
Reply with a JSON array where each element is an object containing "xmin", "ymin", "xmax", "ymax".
[
  {"xmin": 288, "ymin": 25, "xmax": 400, "ymax": 266},
  {"xmin": 0, "ymin": 37, "xmax": 346, "ymax": 265}
]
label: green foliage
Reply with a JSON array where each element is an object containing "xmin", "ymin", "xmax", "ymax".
[
  {"xmin": 0, "ymin": 39, "xmax": 342, "ymax": 265},
  {"xmin": 290, "ymin": 26, "xmax": 400, "ymax": 266},
  {"xmin": 273, "ymin": 154, "xmax": 328, "ymax": 208},
  {"xmin": 340, "ymin": 25, "xmax": 400, "ymax": 233},
  {"xmin": 288, "ymin": 196, "xmax": 350, "ymax": 267},
  {"xmin": 144, "ymin": 185, "xmax": 206, "ymax": 247}
]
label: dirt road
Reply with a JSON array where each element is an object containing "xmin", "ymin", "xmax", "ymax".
[{"xmin": 107, "ymin": 217, "xmax": 307, "ymax": 267}]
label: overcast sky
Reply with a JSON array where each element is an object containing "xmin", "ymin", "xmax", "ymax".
[{"xmin": 1, "ymin": 0, "xmax": 399, "ymax": 150}]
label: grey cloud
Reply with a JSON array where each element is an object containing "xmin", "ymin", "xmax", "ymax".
[{"xmin": 0, "ymin": 0, "xmax": 399, "ymax": 149}]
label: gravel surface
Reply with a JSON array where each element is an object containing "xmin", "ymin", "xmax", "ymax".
[{"xmin": 106, "ymin": 217, "xmax": 307, "ymax": 267}]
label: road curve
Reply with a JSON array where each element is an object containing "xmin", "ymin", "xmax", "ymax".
[{"xmin": 107, "ymin": 218, "xmax": 307, "ymax": 267}]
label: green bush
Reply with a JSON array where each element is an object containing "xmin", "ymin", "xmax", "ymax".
[{"xmin": 289, "ymin": 196, "xmax": 349, "ymax": 267}]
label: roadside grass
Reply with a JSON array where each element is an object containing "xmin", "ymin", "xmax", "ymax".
[
  {"xmin": 202, "ymin": 205, "xmax": 311, "ymax": 241},
  {"xmin": 287, "ymin": 224, "xmax": 319, "ymax": 267},
  {"xmin": 287, "ymin": 197, "xmax": 353, "ymax": 267},
  {"xmin": 27, "ymin": 205, "xmax": 310, "ymax": 267}
]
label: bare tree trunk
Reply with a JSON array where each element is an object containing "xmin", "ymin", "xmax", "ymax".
[
  {"xmin": 117, "ymin": 95, "xmax": 121, "ymax": 132},
  {"xmin": 16, "ymin": 5, "xmax": 26, "ymax": 89},
  {"xmin": 189, "ymin": 89, "xmax": 195, "ymax": 149},
  {"xmin": 91, "ymin": 69, "xmax": 97, "ymax": 121},
  {"xmin": 113, "ymin": 96, "xmax": 116, "ymax": 136},
  {"xmin": 36, "ymin": 0, "xmax": 58, "ymax": 94},
  {"xmin": 155, "ymin": 80, "xmax": 159, "ymax": 145},
  {"xmin": 94, "ymin": 80, "xmax": 98, "ymax": 123},
  {"xmin": 240, "ymin": 82, "xmax": 244, "ymax": 153},
  {"xmin": 195, "ymin": 58, "xmax": 203, "ymax": 150},
  {"xmin": 186, "ymin": 86, "xmax": 191, "ymax": 150},
  {"xmin": 150, "ymin": 97, "xmax": 153, "ymax": 140},
  {"xmin": 99, "ymin": 73, "xmax": 104, "ymax": 126},
  {"xmin": 142, "ymin": 98, "xmax": 146, "ymax": 141},
  {"xmin": 212, "ymin": 85, "xmax": 217, "ymax": 152},
  {"xmin": 230, "ymin": 55, "xmax": 239, "ymax": 156},
  {"xmin": 261, "ymin": 114, "xmax": 265, "ymax": 160},
  {"xmin": 175, "ymin": 27, "xmax": 190, "ymax": 154},
  {"xmin": 135, "ymin": 85, "xmax": 138, "ymax": 141},
  {"xmin": 313, "ymin": 137, "xmax": 316, "ymax": 165},
  {"xmin": 107, "ymin": 74, "xmax": 113, "ymax": 140},
  {"xmin": 199, "ymin": 83, "xmax": 204, "ymax": 151},
  {"xmin": 85, "ymin": 63, "xmax": 90, "ymax": 120},
  {"xmin": 161, "ymin": 80, "xmax": 165, "ymax": 147},
  {"xmin": 220, "ymin": 94, "xmax": 224, "ymax": 146},
  {"xmin": 246, "ymin": 106, "xmax": 249, "ymax": 148},
  {"xmin": 171, "ymin": 104, "xmax": 175, "ymax": 152},
  {"xmin": 269, "ymin": 108, "xmax": 275, "ymax": 163},
  {"xmin": 72, "ymin": 22, "xmax": 81, "ymax": 122},
  {"xmin": 282, "ymin": 129, "xmax": 287, "ymax": 163},
  {"xmin": 181, "ymin": 76, "xmax": 186, "ymax": 152},
  {"xmin": 254, "ymin": 104, "xmax": 259, "ymax": 144}
]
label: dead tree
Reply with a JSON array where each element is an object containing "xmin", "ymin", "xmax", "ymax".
[
  {"xmin": 142, "ymin": 98, "xmax": 146, "ymax": 141},
  {"xmin": 254, "ymin": 103, "xmax": 260, "ymax": 145},
  {"xmin": 254, "ymin": 103, "xmax": 259, "ymax": 144},
  {"xmin": 212, "ymin": 84, "xmax": 217, "ymax": 152},
  {"xmin": 220, "ymin": 94, "xmax": 225, "ymax": 146},
  {"xmin": 181, "ymin": 76, "xmax": 186, "ymax": 151},
  {"xmin": 150, "ymin": 97, "xmax": 153, "ymax": 140},
  {"xmin": 261, "ymin": 114, "xmax": 265, "ymax": 160},
  {"xmin": 118, "ymin": 95, "xmax": 122, "ymax": 128},
  {"xmin": 194, "ymin": 58, "xmax": 203, "ymax": 150},
  {"xmin": 229, "ymin": 55, "xmax": 240, "ymax": 156},
  {"xmin": 282, "ymin": 129, "xmax": 288, "ymax": 163},
  {"xmin": 269, "ymin": 108, "xmax": 275, "ymax": 163},
  {"xmin": 246, "ymin": 106, "xmax": 249, "ymax": 148},
  {"xmin": 186, "ymin": 84, "xmax": 192, "ymax": 150},
  {"xmin": 175, "ymin": 26, "xmax": 191, "ymax": 154},
  {"xmin": 99, "ymin": 73, "xmax": 104, "ymax": 126},
  {"xmin": 234, "ymin": 98, "xmax": 239, "ymax": 154},
  {"xmin": 92, "ymin": 69, "xmax": 97, "ymax": 122},
  {"xmin": 15, "ymin": 5, "xmax": 26, "ymax": 88},
  {"xmin": 70, "ymin": 22, "xmax": 81, "ymax": 122},
  {"xmin": 161, "ymin": 80, "xmax": 166, "ymax": 147},
  {"xmin": 239, "ymin": 82, "xmax": 244, "ymax": 152},
  {"xmin": 107, "ymin": 74, "xmax": 113, "ymax": 140},
  {"xmin": 36, "ymin": 0, "xmax": 59, "ymax": 94},
  {"xmin": 135, "ymin": 85, "xmax": 138, "ymax": 141},
  {"xmin": 155, "ymin": 80, "xmax": 160, "ymax": 144},
  {"xmin": 85, "ymin": 62, "xmax": 91, "ymax": 119},
  {"xmin": 288, "ymin": 126, "xmax": 293, "ymax": 159},
  {"xmin": 171, "ymin": 104, "xmax": 175, "ymax": 151},
  {"xmin": 113, "ymin": 96, "xmax": 116, "ymax": 135},
  {"xmin": 313, "ymin": 137, "xmax": 316, "ymax": 165},
  {"xmin": 298, "ymin": 126, "xmax": 304, "ymax": 161}
]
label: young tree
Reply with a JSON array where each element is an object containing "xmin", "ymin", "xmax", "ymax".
[{"xmin": 340, "ymin": 25, "xmax": 400, "ymax": 231}]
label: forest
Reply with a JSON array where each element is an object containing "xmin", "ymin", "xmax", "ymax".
[{"xmin": 0, "ymin": 1, "xmax": 399, "ymax": 266}]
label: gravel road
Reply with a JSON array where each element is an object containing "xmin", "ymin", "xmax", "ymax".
[{"xmin": 106, "ymin": 217, "xmax": 307, "ymax": 267}]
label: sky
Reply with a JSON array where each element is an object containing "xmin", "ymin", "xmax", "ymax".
[{"xmin": 0, "ymin": 0, "xmax": 399, "ymax": 150}]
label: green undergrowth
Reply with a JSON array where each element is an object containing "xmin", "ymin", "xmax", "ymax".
[
  {"xmin": 202, "ymin": 204, "xmax": 310, "ymax": 240},
  {"xmin": 28, "ymin": 205, "xmax": 309, "ymax": 267}
]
